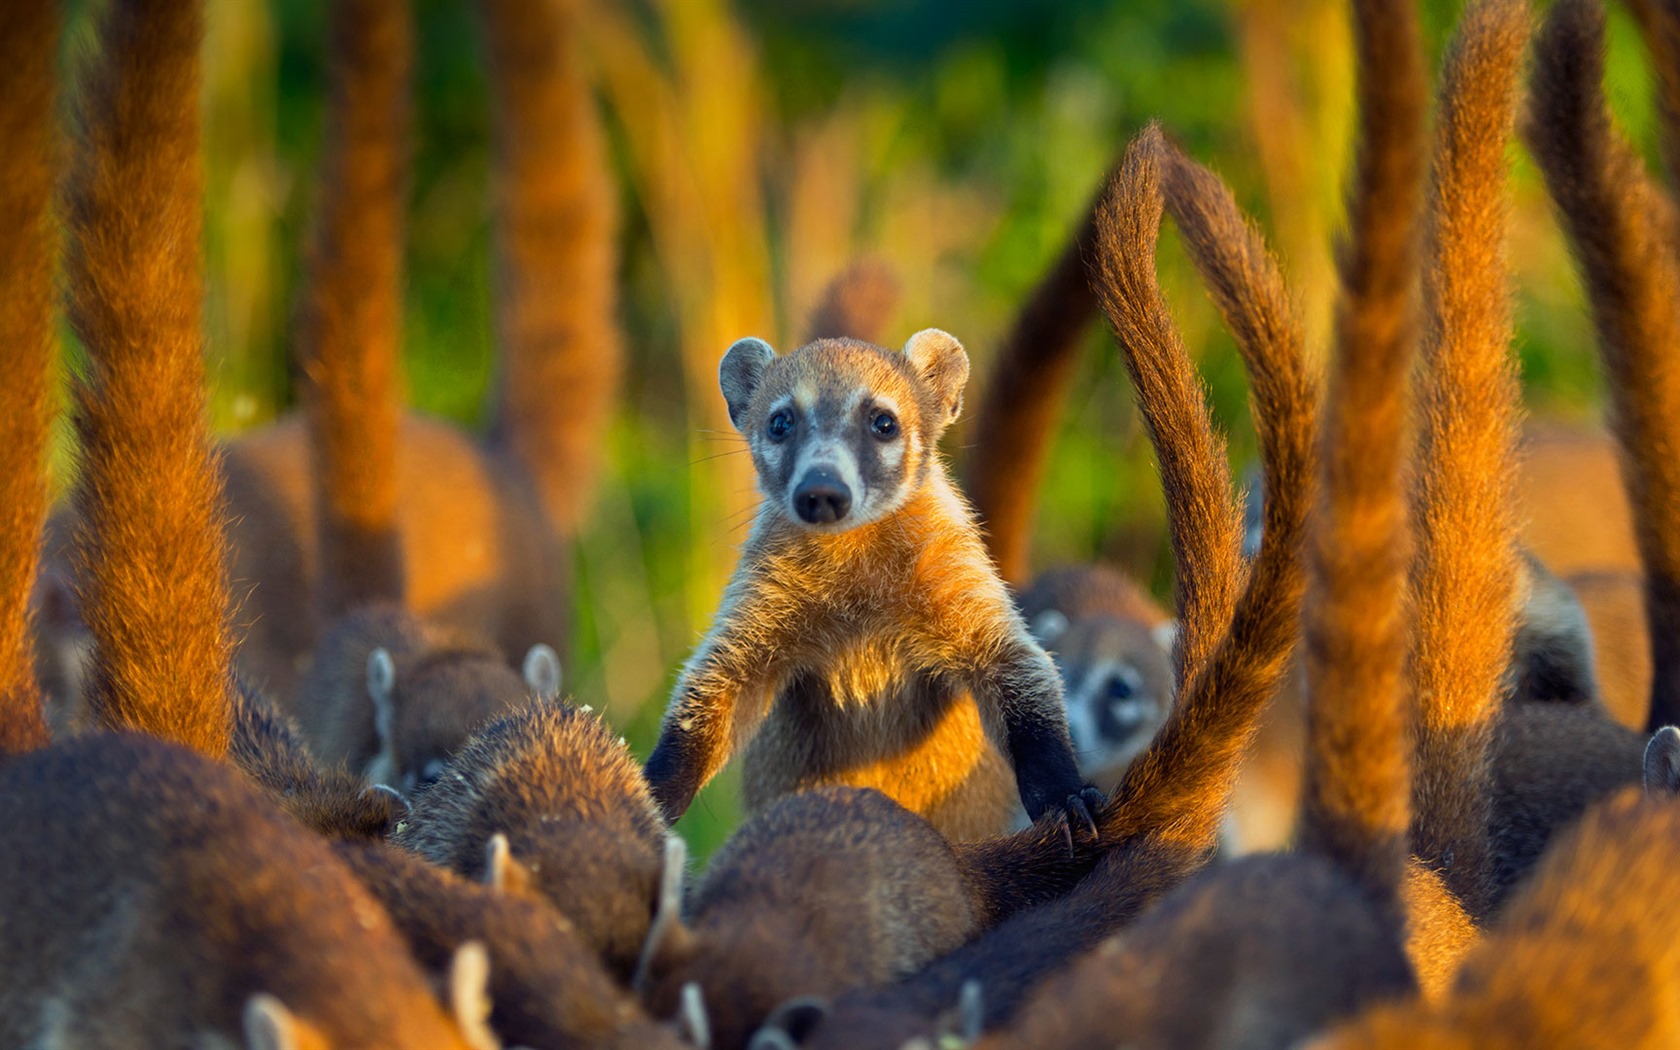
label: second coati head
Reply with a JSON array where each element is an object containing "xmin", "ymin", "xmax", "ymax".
[{"xmin": 1016, "ymin": 566, "xmax": 1175, "ymax": 791}]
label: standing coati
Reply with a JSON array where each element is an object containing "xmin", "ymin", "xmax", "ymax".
[
  {"xmin": 0, "ymin": 0, "xmax": 56, "ymax": 754},
  {"xmin": 642, "ymin": 328, "xmax": 1103, "ymax": 842},
  {"xmin": 792, "ymin": 109, "xmax": 1321, "ymax": 1048},
  {"xmin": 394, "ymin": 700, "xmax": 670, "ymax": 982}
]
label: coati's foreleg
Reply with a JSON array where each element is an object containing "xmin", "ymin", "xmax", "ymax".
[
  {"xmin": 969, "ymin": 638, "xmax": 1103, "ymax": 832},
  {"xmin": 645, "ymin": 599, "xmax": 783, "ymax": 822}
]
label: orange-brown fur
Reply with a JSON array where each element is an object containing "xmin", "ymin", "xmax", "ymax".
[
  {"xmin": 795, "ymin": 124, "xmax": 1320, "ymax": 1048},
  {"xmin": 1516, "ymin": 422, "xmax": 1639, "ymax": 575},
  {"xmin": 482, "ymin": 0, "xmax": 621, "ymax": 544},
  {"xmin": 1406, "ymin": 0, "xmax": 1529, "ymax": 918},
  {"xmin": 1317, "ymin": 788, "xmax": 1680, "ymax": 1049},
  {"xmin": 298, "ymin": 0, "xmax": 412, "ymax": 619},
  {"xmin": 965, "ymin": 175, "xmax": 1109, "ymax": 587},
  {"xmin": 1527, "ymin": 0, "xmax": 1680, "ymax": 733},
  {"xmin": 0, "ymin": 732, "xmax": 476, "ymax": 1048},
  {"xmin": 1569, "ymin": 568, "xmax": 1650, "ymax": 727},
  {"xmin": 394, "ymin": 700, "xmax": 668, "ymax": 981},
  {"xmin": 335, "ymin": 839, "xmax": 687, "ymax": 1050},
  {"xmin": 0, "ymin": 0, "xmax": 57, "ymax": 753},
  {"xmin": 804, "ymin": 258, "xmax": 902, "ymax": 345},
  {"xmin": 64, "ymin": 0, "xmax": 234, "ymax": 757}
]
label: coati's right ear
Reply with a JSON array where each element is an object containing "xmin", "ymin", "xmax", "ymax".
[
  {"xmin": 244, "ymin": 994, "xmax": 328, "ymax": 1050},
  {"xmin": 903, "ymin": 328, "xmax": 969, "ymax": 425},
  {"xmin": 483, "ymin": 832, "xmax": 535, "ymax": 897},
  {"xmin": 522, "ymin": 644, "xmax": 562, "ymax": 701},
  {"xmin": 1645, "ymin": 727, "xmax": 1680, "ymax": 796},
  {"xmin": 634, "ymin": 835, "xmax": 697, "ymax": 992},
  {"xmin": 1029, "ymin": 609, "xmax": 1069, "ymax": 647},
  {"xmin": 368, "ymin": 648, "xmax": 397, "ymax": 748},
  {"xmin": 720, "ymin": 338, "xmax": 776, "ymax": 432}
]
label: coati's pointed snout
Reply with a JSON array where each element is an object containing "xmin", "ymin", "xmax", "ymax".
[{"xmin": 793, "ymin": 469, "xmax": 852, "ymax": 524}]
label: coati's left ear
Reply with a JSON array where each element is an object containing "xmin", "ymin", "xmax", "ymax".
[
  {"xmin": 903, "ymin": 328, "xmax": 969, "ymax": 425},
  {"xmin": 720, "ymin": 338, "xmax": 776, "ymax": 432},
  {"xmin": 522, "ymin": 644, "xmax": 562, "ymax": 701},
  {"xmin": 634, "ymin": 836, "xmax": 698, "ymax": 992},
  {"xmin": 483, "ymin": 832, "xmax": 535, "ymax": 898}
]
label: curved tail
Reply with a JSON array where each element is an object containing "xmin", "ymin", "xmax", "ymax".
[
  {"xmin": 0, "ymin": 0, "xmax": 58, "ymax": 753},
  {"xmin": 1528, "ymin": 0, "xmax": 1680, "ymax": 733},
  {"xmin": 298, "ymin": 0, "xmax": 413, "ymax": 620},
  {"xmin": 1407, "ymin": 0, "xmax": 1529, "ymax": 918},
  {"xmin": 65, "ymin": 0, "xmax": 233, "ymax": 757},
  {"xmin": 482, "ymin": 0, "xmax": 622, "ymax": 540},
  {"xmin": 803, "ymin": 259, "xmax": 901, "ymax": 346},
  {"xmin": 965, "ymin": 175, "xmax": 1110, "ymax": 587},
  {"xmin": 1092, "ymin": 125, "xmax": 1316, "ymax": 856},
  {"xmin": 1626, "ymin": 0, "xmax": 1680, "ymax": 189},
  {"xmin": 1296, "ymin": 0, "xmax": 1427, "ymax": 913}
]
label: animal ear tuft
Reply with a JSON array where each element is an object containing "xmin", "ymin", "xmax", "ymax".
[
  {"xmin": 367, "ymin": 648, "xmax": 397, "ymax": 747},
  {"xmin": 1029, "ymin": 609, "xmax": 1069, "ymax": 647},
  {"xmin": 522, "ymin": 644, "xmax": 562, "ymax": 701},
  {"xmin": 450, "ymin": 941, "xmax": 498, "ymax": 1050},
  {"xmin": 243, "ymin": 995, "xmax": 301, "ymax": 1050},
  {"xmin": 634, "ymin": 835, "xmax": 695, "ymax": 991},
  {"xmin": 720, "ymin": 338, "xmax": 776, "ymax": 431},
  {"xmin": 1151, "ymin": 620, "xmax": 1179, "ymax": 659},
  {"xmin": 902, "ymin": 328, "xmax": 969, "ymax": 424},
  {"xmin": 678, "ymin": 982, "xmax": 712, "ymax": 1050},
  {"xmin": 1645, "ymin": 726, "xmax": 1680, "ymax": 795},
  {"xmin": 483, "ymin": 832, "xmax": 532, "ymax": 897}
]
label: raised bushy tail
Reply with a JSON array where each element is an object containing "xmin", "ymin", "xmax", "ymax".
[
  {"xmin": 1296, "ymin": 0, "xmax": 1427, "ymax": 913},
  {"xmin": 965, "ymin": 175, "xmax": 1109, "ymax": 587},
  {"xmin": 298, "ymin": 0, "xmax": 413, "ymax": 620},
  {"xmin": 803, "ymin": 258, "xmax": 901, "ymax": 346},
  {"xmin": 1092, "ymin": 125, "xmax": 1315, "ymax": 855},
  {"xmin": 482, "ymin": 0, "xmax": 622, "ymax": 539},
  {"xmin": 0, "ymin": 0, "xmax": 58, "ymax": 754},
  {"xmin": 65, "ymin": 0, "xmax": 233, "ymax": 757},
  {"xmin": 1407, "ymin": 0, "xmax": 1529, "ymax": 917},
  {"xmin": 1528, "ymin": 0, "xmax": 1680, "ymax": 733},
  {"xmin": 1626, "ymin": 0, "xmax": 1680, "ymax": 188}
]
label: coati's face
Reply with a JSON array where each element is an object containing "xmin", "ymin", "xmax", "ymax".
[
  {"xmin": 367, "ymin": 644, "xmax": 562, "ymax": 795},
  {"xmin": 1030, "ymin": 609, "xmax": 1175, "ymax": 790},
  {"xmin": 719, "ymin": 331, "xmax": 969, "ymax": 532}
]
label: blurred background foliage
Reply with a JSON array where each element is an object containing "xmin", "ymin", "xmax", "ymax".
[{"xmin": 52, "ymin": 0, "xmax": 1663, "ymax": 853}]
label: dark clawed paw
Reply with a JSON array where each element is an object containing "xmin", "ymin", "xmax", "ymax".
[{"xmin": 1064, "ymin": 787, "xmax": 1104, "ymax": 841}]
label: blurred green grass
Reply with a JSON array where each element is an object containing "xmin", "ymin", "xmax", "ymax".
[{"xmin": 56, "ymin": 0, "xmax": 1664, "ymax": 857}]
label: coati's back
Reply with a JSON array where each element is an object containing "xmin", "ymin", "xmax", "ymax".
[
  {"xmin": 0, "ymin": 733, "xmax": 474, "ymax": 1048},
  {"xmin": 395, "ymin": 701, "xmax": 666, "ymax": 978}
]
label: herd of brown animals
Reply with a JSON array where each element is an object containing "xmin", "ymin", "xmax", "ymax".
[{"xmin": 5, "ymin": 0, "xmax": 1680, "ymax": 1045}]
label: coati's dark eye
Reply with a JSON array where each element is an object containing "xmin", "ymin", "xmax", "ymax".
[
  {"xmin": 870, "ymin": 411, "xmax": 899, "ymax": 439},
  {"xmin": 768, "ymin": 411, "xmax": 794, "ymax": 442},
  {"xmin": 1106, "ymin": 674, "xmax": 1135, "ymax": 700}
]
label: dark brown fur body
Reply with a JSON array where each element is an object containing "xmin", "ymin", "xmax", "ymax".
[
  {"xmin": 0, "ymin": 732, "xmax": 473, "ymax": 1048},
  {"xmin": 394, "ymin": 701, "xmax": 667, "ymax": 980}
]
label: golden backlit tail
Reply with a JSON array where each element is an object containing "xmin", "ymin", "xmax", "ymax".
[
  {"xmin": 1297, "ymin": 0, "xmax": 1427, "ymax": 912},
  {"xmin": 1091, "ymin": 125, "xmax": 1315, "ymax": 855},
  {"xmin": 1529, "ymin": 0, "xmax": 1680, "ymax": 733},
  {"xmin": 482, "ymin": 0, "xmax": 622, "ymax": 540},
  {"xmin": 1407, "ymin": 0, "xmax": 1529, "ymax": 917},
  {"xmin": 803, "ymin": 259, "xmax": 901, "ymax": 345},
  {"xmin": 298, "ymin": 0, "xmax": 413, "ymax": 619},
  {"xmin": 0, "ymin": 0, "xmax": 58, "ymax": 753},
  {"xmin": 1626, "ymin": 0, "xmax": 1680, "ymax": 190},
  {"xmin": 966, "ymin": 173, "xmax": 1110, "ymax": 587},
  {"xmin": 65, "ymin": 0, "xmax": 233, "ymax": 757}
]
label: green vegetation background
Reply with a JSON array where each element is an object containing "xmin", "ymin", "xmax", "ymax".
[{"xmin": 56, "ymin": 0, "xmax": 1661, "ymax": 856}]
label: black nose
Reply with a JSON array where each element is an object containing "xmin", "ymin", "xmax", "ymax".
[{"xmin": 793, "ymin": 469, "xmax": 852, "ymax": 524}]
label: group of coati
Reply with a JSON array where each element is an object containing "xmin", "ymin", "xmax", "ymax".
[{"xmin": 5, "ymin": 0, "xmax": 1680, "ymax": 1045}]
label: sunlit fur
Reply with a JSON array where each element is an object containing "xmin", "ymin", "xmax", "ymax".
[
  {"xmin": 965, "ymin": 170, "xmax": 1111, "ymax": 587},
  {"xmin": 395, "ymin": 701, "xmax": 668, "ymax": 980},
  {"xmin": 0, "ymin": 0, "xmax": 57, "ymax": 752},
  {"xmin": 1528, "ymin": 0, "xmax": 1680, "ymax": 733},
  {"xmin": 648, "ymin": 333, "xmax": 1089, "ymax": 841},
  {"xmin": 1406, "ymin": 0, "xmax": 1529, "ymax": 920},
  {"xmin": 0, "ymin": 733, "xmax": 474, "ymax": 1047},
  {"xmin": 1316, "ymin": 789, "xmax": 1680, "ymax": 1048},
  {"xmin": 64, "ymin": 0, "xmax": 234, "ymax": 756},
  {"xmin": 298, "ymin": 0, "xmax": 410, "ymax": 618}
]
